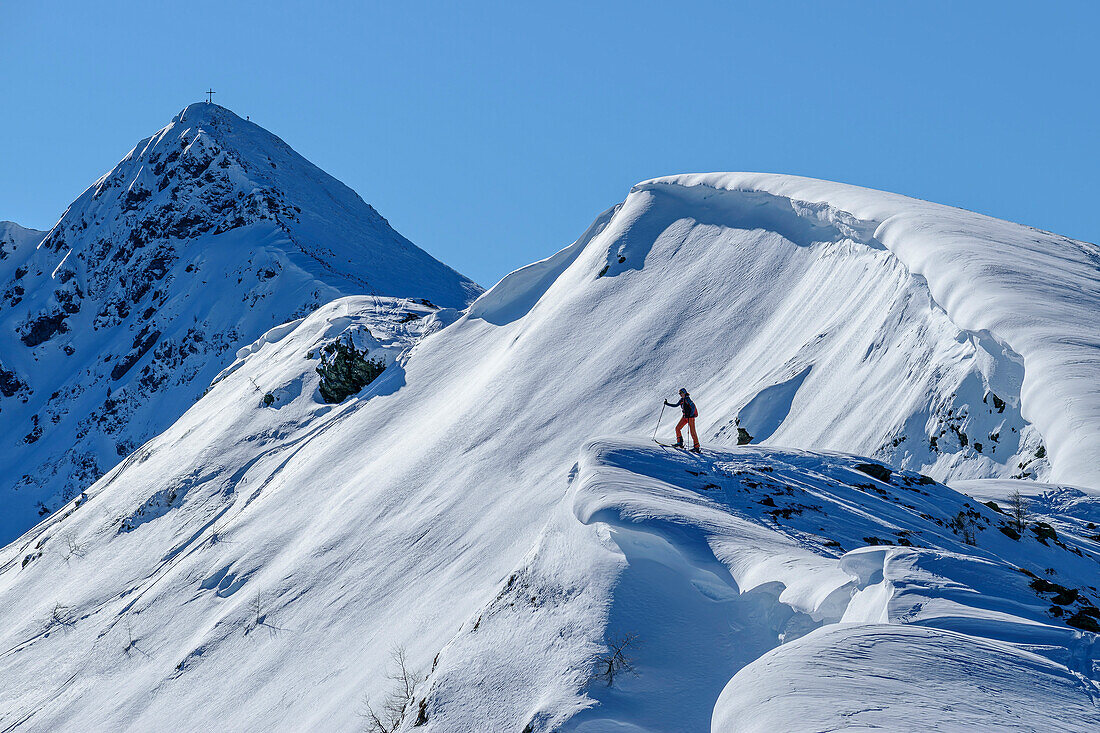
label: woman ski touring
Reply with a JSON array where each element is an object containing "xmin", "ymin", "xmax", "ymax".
[{"xmin": 665, "ymin": 388, "xmax": 700, "ymax": 452}]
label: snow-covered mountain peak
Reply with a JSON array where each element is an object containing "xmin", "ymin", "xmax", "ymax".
[
  {"xmin": 172, "ymin": 100, "xmax": 239, "ymax": 125},
  {"xmin": 0, "ymin": 104, "xmax": 480, "ymax": 544},
  {"xmin": 43, "ymin": 101, "xmax": 478, "ymax": 302},
  {"xmin": 475, "ymin": 171, "xmax": 1092, "ymax": 490}
]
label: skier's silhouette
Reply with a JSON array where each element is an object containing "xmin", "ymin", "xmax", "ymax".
[{"xmin": 665, "ymin": 388, "xmax": 700, "ymax": 452}]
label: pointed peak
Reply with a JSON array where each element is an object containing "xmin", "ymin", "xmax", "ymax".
[{"xmin": 172, "ymin": 101, "xmax": 251, "ymax": 129}]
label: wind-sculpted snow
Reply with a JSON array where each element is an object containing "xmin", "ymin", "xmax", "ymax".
[
  {"xmin": 1, "ymin": 169, "xmax": 1098, "ymax": 730},
  {"xmin": 0, "ymin": 105, "xmax": 479, "ymax": 542},
  {"xmin": 418, "ymin": 439, "xmax": 1100, "ymax": 730},
  {"xmin": 640, "ymin": 173, "xmax": 1100, "ymax": 489},
  {"xmin": 467, "ymin": 204, "xmax": 618, "ymax": 325},
  {"xmin": 713, "ymin": 624, "xmax": 1100, "ymax": 732},
  {"xmin": 520, "ymin": 175, "xmax": 1052, "ymax": 488}
]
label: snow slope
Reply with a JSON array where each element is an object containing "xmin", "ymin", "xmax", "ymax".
[
  {"xmin": 1, "ymin": 171, "xmax": 1098, "ymax": 730},
  {"xmin": 0, "ymin": 222, "xmax": 47, "ymax": 402},
  {"xmin": 639, "ymin": 173, "xmax": 1099, "ymax": 489},
  {"xmin": 0, "ymin": 104, "xmax": 480, "ymax": 543},
  {"xmin": 0, "ymin": 222, "xmax": 46, "ymax": 276},
  {"xmin": 714, "ymin": 624, "xmax": 1098, "ymax": 732},
  {"xmin": 568, "ymin": 440, "xmax": 1100, "ymax": 732}
]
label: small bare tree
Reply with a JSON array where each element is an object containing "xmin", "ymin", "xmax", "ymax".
[
  {"xmin": 61, "ymin": 532, "xmax": 86, "ymax": 563},
  {"xmin": 1009, "ymin": 489, "xmax": 1030, "ymax": 534},
  {"xmin": 248, "ymin": 592, "xmax": 265, "ymax": 627},
  {"xmin": 121, "ymin": 618, "xmax": 150, "ymax": 658},
  {"xmin": 48, "ymin": 602, "xmax": 74, "ymax": 630},
  {"xmin": 594, "ymin": 633, "xmax": 640, "ymax": 687},
  {"xmin": 242, "ymin": 590, "xmax": 287, "ymax": 636},
  {"xmin": 948, "ymin": 511, "xmax": 977, "ymax": 545},
  {"xmin": 123, "ymin": 619, "xmax": 137, "ymax": 655},
  {"xmin": 360, "ymin": 646, "xmax": 424, "ymax": 733}
]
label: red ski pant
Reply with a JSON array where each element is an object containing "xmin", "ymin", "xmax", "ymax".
[{"xmin": 676, "ymin": 417, "xmax": 699, "ymax": 448}]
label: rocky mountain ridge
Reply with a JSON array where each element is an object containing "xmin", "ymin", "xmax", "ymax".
[{"xmin": 0, "ymin": 104, "xmax": 480, "ymax": 543}]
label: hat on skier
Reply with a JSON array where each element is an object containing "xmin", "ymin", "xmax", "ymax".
[{"xmin": 679, "ymin": 388, "xmax": 689, "ymax": 395}]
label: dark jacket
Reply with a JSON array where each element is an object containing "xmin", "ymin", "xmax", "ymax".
[{"xmin": 666, "ymin": 395, "xmax": 698, "ymax": 419}]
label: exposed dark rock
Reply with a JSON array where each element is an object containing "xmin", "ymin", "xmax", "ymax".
[
  {"xmin": 20, "ymin": 313, "xmax": 69, "ymax": 347},
  {"xmin": 854, "ymin": 462, "xmax": 892, "ymax": 484},
  {"xmin": 0, "ymin": 363, "xmax": 27, "ymax": 397},
  {"xmin": 1066, "ymin": 610, "xmax": 1100, "ymax": 632},
  {"xmin": 316, "ymin": 338, "xmax": 386, "ymax": 404},
  {"xmin": 1031, "ymin": 522, "xmax": 1058, "ymax": 545},
  {"xmin": 111, "ymin": 329, "xmax": 161, "ymax": 380}
]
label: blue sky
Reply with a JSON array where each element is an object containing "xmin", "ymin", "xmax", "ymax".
[{"xmin": 3, "ymin": 1, "xmax": 1097, "ymax": 287}]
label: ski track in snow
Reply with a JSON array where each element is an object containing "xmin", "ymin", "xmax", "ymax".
[{"xmin": 0, "ymin": 166, "xmax": 1098, "ymax": 730}]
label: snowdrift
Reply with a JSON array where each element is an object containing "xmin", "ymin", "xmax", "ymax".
[
  {"xmin": 1, "ymin": 171, "xmax": 1098, "ymax": 730},
  {"xmin": 714, "ymin": 623, "xmax": 1099, "ymax": 732}
]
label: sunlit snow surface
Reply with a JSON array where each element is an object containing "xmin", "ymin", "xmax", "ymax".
[
  {"xmin": 426, "ymin": 439, "xmax": 1100, "ymax": 731},
  {"xmin": 2, "ymin": 171, "xmax": 1099, "ymax": 730}
]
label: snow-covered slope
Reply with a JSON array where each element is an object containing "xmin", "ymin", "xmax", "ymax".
[
  {"xmin": 0, "ymin": 221, "xmax": 46, "ymax": 274},
  {"xmin": 1, "ymin": 172, "xmax": 1097, "ymax": 730},
  {"xmin": 0, "ymin": 104, "xmax": 480, "ymax": 544},
  {"xmin": 0, "ymin": 222, "xmax": 47, "ymax": 402},
  {"xmin": 448, "ymin": 438, "xmax": 1100, "ymax": 732},
  {"xmin": 640, "ymin": 173, "xmax": 1100, "ymax": 490}
]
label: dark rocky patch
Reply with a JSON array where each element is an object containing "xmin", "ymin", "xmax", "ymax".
[{"xmin": 854, "ymin": 462, "xmax": 892, "ymax": 483}]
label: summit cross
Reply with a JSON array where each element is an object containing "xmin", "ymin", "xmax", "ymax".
[{"xmin": 206, "ymin": 88, "xmax": 216, "ymax": 104}]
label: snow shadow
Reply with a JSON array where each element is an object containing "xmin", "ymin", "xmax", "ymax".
[
  {"xmin": 736, "ymin": 366, "xmax": 812, "ymax": 443},
  {"xmin": 362, "ymin": 358, "xmax": 406, "ymax": 399},
  {"xmin": 568, "ymin": 521, "xmax": 819, "ymax": 732}
]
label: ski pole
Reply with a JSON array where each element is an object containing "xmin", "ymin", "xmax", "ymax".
[{"xmin": 652, "ymin": 401, "xmax": 667, "ymax": 441}]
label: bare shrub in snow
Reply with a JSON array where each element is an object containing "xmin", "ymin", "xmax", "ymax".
[
  {"xmin": 1009, "ymin": 490, "xmax": 1030, "ymax": 534},
  {"xmin": 948, "ymin": 511, "xmax": 978, "ymax": 545},
  {"xmin": 121, "ymin": 619, "xmax": 150, "ymax": 658},
  {"xmin": 360, "ymin": 646, "xmax": 424, "ymax": 733},
  {"xmin": 47, "ymin": 602, "xmax": 74, "ymax": 630},
  {"xmin": 593, "ymin": 633, "xmax": 640, "ymax": 687},
  {"xmin": 61, "ymin": 532, "xmax": 86, "ymax": 562},
  {"xmin": 248, "ymin": 592, "xmax": 265, "ymax": 627},
  {"xmin": 245, "ymin": 591, "xmax": 281, "ymax": 634},
  {"xmin": 123, "ymin": 620, "xmax": 137, "ymax": 655}
]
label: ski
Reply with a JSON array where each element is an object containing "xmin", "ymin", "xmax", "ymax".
[
  {"xmin": 653, "ymin": 439, "xmax": 685, "ymax": 449},
  {"xmin": 653, "ymin": 439, "xmax": 702, "ymax": 454}
]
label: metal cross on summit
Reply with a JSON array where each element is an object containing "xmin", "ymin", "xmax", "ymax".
[{"xmin": 206, "ymin": 88, "xmax": 216, "ymax": 104}]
